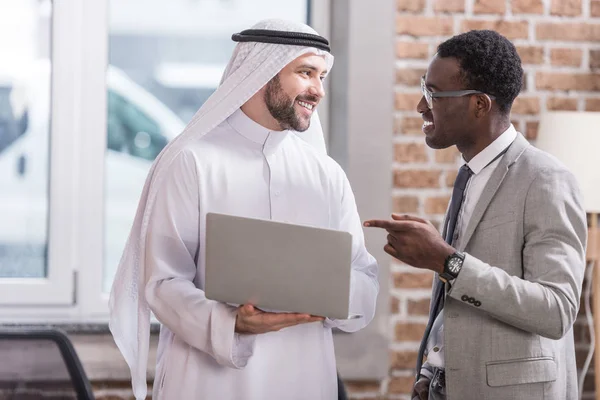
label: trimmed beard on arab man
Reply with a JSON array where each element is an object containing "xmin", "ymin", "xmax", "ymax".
[{"xmin": 108, "ymin": 18, "xmax": 379, "ymax": 400}]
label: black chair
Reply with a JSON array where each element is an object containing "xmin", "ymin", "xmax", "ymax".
[
  {"xmin": 337, "ymin": 372, "xmax": 348, "ymax": 400},
  {"xmin": 0, "ymin": 328, "xmax": 95, "ymax": 400}
]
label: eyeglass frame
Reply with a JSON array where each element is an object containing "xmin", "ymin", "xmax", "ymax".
[{"xmin": 420, "ymin": 76, "xmax": 495, "ymax": 109}]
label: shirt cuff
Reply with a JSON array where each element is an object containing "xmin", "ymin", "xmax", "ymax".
[
  {"xmin": 231, "ymin": 332, "xmax": 256, "ymax": 368},
  {"xmin": 420, "ymin": 367, "xmax": 433, "ymax": 380},
  {"xmin": 323, "ymin": 318, "xmax": 342, "ymax": 329}
]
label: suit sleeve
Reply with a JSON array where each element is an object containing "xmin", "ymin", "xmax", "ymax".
[{"xmin": 448, "ymin": 168, "xmax": 587, "ymax": 340}]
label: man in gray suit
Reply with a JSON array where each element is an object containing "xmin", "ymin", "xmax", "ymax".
[{"xmin": 365, "ymin": 30, "xmax": 587, "ymax": 400}]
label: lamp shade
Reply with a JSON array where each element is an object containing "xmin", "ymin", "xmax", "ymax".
[{"xmin": 535, "ymin": 111, "xmax": 600, "ymax": 213}]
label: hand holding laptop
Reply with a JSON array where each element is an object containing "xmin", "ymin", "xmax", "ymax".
[{"xmin": 234, "ymin": 304, "xmax": 325, "ymax": 334}]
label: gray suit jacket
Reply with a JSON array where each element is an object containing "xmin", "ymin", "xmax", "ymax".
[{"xmin": 433, "ymin": 133, "xmax": 587, "ymax": 399}]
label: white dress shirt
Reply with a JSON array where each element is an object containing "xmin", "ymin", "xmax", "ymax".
[
  {"xmin": 421, "ymin": 124, "xmax": 518, "ymax": 377},
  {"xmin": 144, "ymin": 108, "xmax": 379, "ymax": 399}
]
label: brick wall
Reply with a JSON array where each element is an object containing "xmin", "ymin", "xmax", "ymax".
[{"xmin": 346, "ymin": 0, "xmax": 600, "ymax": 398}]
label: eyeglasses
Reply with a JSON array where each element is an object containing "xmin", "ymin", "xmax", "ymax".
[{"xmin": 420, "ymin": 76, "xmax": 495, "ymax": 109}]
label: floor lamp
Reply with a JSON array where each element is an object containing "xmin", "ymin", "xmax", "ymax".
[{"xmin": 536, "ymin": 111, "xmax": 600, "ymax": 399}]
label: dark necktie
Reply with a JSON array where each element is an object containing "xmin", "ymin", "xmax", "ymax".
[
  {"xmin": 415, "ymin": 164, "xmax": 474, "ymax": 378},
  {"xmin": 444, "ymin": 165, "xmax": 474, "ymax": 244}
]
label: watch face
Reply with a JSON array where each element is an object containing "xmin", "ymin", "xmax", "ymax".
[{"xmin": 448, "ymin": 257, "xmax": 462, "ymax": 273}]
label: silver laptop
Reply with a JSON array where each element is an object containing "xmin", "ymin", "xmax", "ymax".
[{"xmin": 204, "ymin": 212, "xmax": 354, "ymax": 320}]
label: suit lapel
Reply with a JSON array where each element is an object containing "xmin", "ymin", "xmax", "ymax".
[{"xmin": 460, "ymin": 133, "xmax": 530, "ymax": 249}]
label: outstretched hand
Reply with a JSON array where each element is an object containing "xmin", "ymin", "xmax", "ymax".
[
  {"xmin": 363, "ymin": 213, "xmax": 454, "ymax": 274},
  {"xmin": 235, "ymin": 304, "xmax": 325, "ymax": 334}
]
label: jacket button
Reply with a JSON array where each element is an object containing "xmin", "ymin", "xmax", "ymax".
[
  {"xmin": 474, "ymin": 301, "xmax": 481, "ymax": 307},
  {"xmin": 461, "ymin": 295, "xmax": 469, "ymax": 302},
  {"xmin": 468, "ymin": 297, "xmax": 475, "ymax": 303}
]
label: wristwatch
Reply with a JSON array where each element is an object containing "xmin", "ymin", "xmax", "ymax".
[{"xmin": 439, "ymin": 251, "xmax": 465, "ymax": 283}]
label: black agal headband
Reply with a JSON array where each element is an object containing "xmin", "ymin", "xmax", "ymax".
[{"xmin": 231, "ymin": 29, "xmax": 331, "ymax": 53}]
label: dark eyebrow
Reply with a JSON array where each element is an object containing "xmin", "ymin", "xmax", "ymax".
[{"xmin": 297, "ymin": 64, "xmax": 328, "ymax": 75}]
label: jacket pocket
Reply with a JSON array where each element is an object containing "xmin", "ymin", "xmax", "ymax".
[{"xmin": 486, "ymin": 356, "xmax": 557, "ymax": 387}]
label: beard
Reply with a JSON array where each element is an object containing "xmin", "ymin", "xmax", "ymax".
[{"xmin": 264, "ymin": 75, "xmax": 317, "ymax": 132}]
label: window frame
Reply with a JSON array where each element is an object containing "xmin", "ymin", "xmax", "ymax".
[
  {"xmin": 2, "ymin": 0, "xmax": 394, "ymax": 380},
  {"xmin": 0, "ymin": 0, "xmax": 83, "ymax": 309}
]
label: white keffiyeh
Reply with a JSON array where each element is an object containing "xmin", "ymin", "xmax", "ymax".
[{"xmin": 108, "ymin": 19, "xmax": 334, "ymax": 400}]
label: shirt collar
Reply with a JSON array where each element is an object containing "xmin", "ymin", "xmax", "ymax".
[
  {"xmin": 226, "ymin": 108, "xmax": 288, "ymax": 145},
  {"xmin": 464, "ymin": 124, "xmax": 517, "ymax": 175}
]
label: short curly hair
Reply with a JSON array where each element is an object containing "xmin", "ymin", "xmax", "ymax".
[{"xmin": 437, "ymin": 30, "xmax": 523, "ymax": 114}]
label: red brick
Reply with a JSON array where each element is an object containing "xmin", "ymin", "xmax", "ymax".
[
  {"xmin": 396, "ymin": 41, "xmax": 429, "ymax": 59},
  {"xmin": 536, "ymin": 72, "xmax": 600, "ymax": 91},
  {"xmin": 593, "ymin": 0, "xmax": 600, "ymax": 17},
  {"xmin": 393, "ymin": 196, "xmax": 420, "ymax": 213},
  {"xmin": 537, "ymin": 23, "xmax": 600, "ymax": 42},
  {"xmin": 394, "ymin": 170, "xmax": 442, "ymax": 188},
  {"xmin": 396, "ymin": 322, "xmax": 427, "ymax": 341},
  {"xmin": 461, "ymin": 20, "xmax": 528, "ymax": 39},
  {"xmin": 550, "ymin": 48, "xmax": 583, "ymax": 67},
  {"xmin": 551, "ymin": 0, "xmax": 582, "ymax": 16},
  {"xmin": 394, "ymin": 143, "xmax": 428, "ymax": 163},
  {"xmin": 517, "ymin": 46, "xmax": 544, "ymax": 65},
  {"xmin": 344, "ymin": 380, "xmax": 381, "ymax": 393},
  {"xmin": 425, "ymin": 195, "xmax": 451, "ymax": 214},
  {"xmin": 525, "ymin": 121, "xmax": 539, "ymax": 140},
  {"xmin": 391, "ymin": 295, "xmax": 400, "ymax": 314},
  {"xmin": 397, "ymin": 15, "xmax": 454, "ymax": 36},
  {"xmin": 393, "ymin": 271, "xmax": 434, "ymax": 289},
  {"xmin": 391, "ymin": 350, "xmax": 419, "ymax": 369},
  {"xmin": 401, "ymin": 116, "xmax": 425, "ymax": 135},
  {"xmin": 397, "ymin": 0, "xmax": 426, "ymax": 12},
  {"xmin": 396, "ymin": 67, "xmax": 427, "ymax": 85},
  {"xmin": 512, "ymin": 0, "xmax": 543, "ymax": 14},
  {"xmin": 474, "ymin": 0, "xmax": 506, "ymax": 14},
  {"xmin": 433, "ymin": 0, "xmax": 465, "ymax": 12},
  {"xmin": 512, "ymin": 97, "xmax": 540, "ymax": 115},
  {"xmin": 395, "ymin": 93, "xmax": 423, "ymax": 111},
  {"xmin": 547, "ymin": 97, "xmax": 578, "ymax": 111},
  {"xmin": 388, "ymin": 376, "xmax": 416, "ymax": 394},
  {"xmin": 585, "ymin": 98, "xmax": 600, "ymax": 111},
  {"xmin": 590, "ymin": 50, "xmax": 600, "ymax": 69},
  {"xmin": 408, "ymin": 298, "xmax": 431, "ymax": 316}
]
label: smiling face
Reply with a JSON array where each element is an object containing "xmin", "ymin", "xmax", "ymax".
[
  {"xmin": 417, "ymin": 54, "xmax": 479, "ymax": 151},
  {"xmin": 264, "ymin": 53, "xmax": 328, "ymax": 132}
]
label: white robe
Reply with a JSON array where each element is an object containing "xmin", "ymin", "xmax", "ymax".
[{"xmin": 145, "ymin": 109, "xmax": 379, "ymax": 400}]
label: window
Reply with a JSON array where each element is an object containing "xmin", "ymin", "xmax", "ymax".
[
  {"xmin": 0, "ymin": 0, "xmax": 75, "ymax": 306},
  {"xmin": 1, "ymin": 0, "xmax": 392, "ymax": 381},
  {"xmin": 0, "ymin": 1, "xmax": 51, "ymax": 279},
  {"xmin": 107, "ymin": 91, "xmax": 167, "ymax": 162}
]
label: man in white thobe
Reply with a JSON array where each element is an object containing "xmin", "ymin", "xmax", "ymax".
[{"xmin": 109, "ymin": 19, "xmax": 379, "ymax": 400}]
